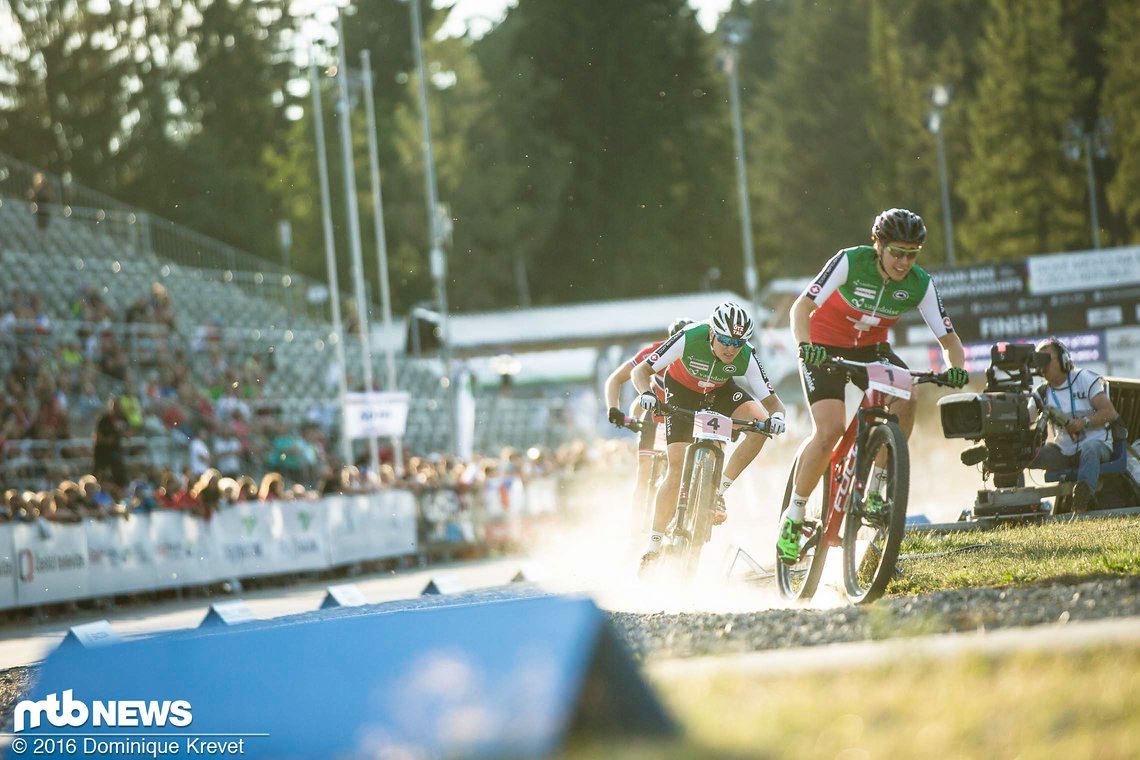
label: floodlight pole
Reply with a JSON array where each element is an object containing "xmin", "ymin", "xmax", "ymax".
[
  {"xmin": 336, "ymin": 10, "xmax": 379, "ymax": 474},
  {"xmin": 360, "ymin": 49, "xmax": 404, "ymax": 474},
  {"xmin": 408, "ymin": 0, "xmax": 457, "ymax": 454},
  {"xmin": 308, "ymin": 49, "xmax": 352, "ymax": 467},
  {"xmin": 722, "ymin": 19, "xmax": 760, "ymax": 321}
]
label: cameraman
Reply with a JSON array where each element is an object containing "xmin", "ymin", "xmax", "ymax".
[{"xmin": 1029, "ymin": 338, "xmax": 1119, "ymax": 510}]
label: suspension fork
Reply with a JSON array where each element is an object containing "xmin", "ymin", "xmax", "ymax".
[{"xmin": 675, "ymin": 440, "xmax": 724, "ymax": 538}]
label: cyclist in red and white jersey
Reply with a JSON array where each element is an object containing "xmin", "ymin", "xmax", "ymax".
[
  {"xmin": 605, "ymin": 318, "xmax": 693, "ymax": 530},
  {"xmin": 780, "ymin": 208, "xmax": 968, "ymax": 562}
]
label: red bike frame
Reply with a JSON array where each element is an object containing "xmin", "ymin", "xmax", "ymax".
[{"xmin": 815, "ymin": 387, "xmax": 897, "ymax": 551}]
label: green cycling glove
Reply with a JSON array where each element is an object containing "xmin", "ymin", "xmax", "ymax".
[{"xmin": 945, "ymin": 367, "xmax": 969, "ymax": 388}]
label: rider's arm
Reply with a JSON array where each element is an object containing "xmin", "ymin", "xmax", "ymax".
[
  {"xmin": 761, "ymin": 393, "xmax": 785, "ymax": 419},
  {"xmin": 792, "ymin": 251, "xmax": 848, "ymax": 343},
  {"xmin": 937, "ymin": 332, "xmax": 966, "ymax": 371},
  {"xmin": 790, "ymin": 296, "xmax": 817, "ymax": 345},
  {"xmin": 742, "ymin": 352, "xmax": 775, "ymax": 403},
  {"xmin": 918, "ymin": 279, "xmax": 966, "ymax": 369},
  {"xmin": 631, "ymin": 360, "xmax": 656, "ymax": 395},
  {"xmin": 604, "ymin": 362, "xmax": 633, "ymax": 409},
  {"xmin": 635, "ymin": 332, "xmax": 686, "ymax": 393}
]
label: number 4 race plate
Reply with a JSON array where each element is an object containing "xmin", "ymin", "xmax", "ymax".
[
  {"xmin": 866, "ymin": 363, "xmax": 914, "ymax": 400},
  {"xmin": 694, "ymin": 411, "xmax": 732, "ymax": 442}
]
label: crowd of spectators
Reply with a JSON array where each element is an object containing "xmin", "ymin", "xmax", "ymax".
[
  {"xmin": 0, "ymin": 265, "xmax": 629, "ymax": 529},
  {"xmin": 0, "ymin": 440, "xmax": 628, "ymax": 526}
]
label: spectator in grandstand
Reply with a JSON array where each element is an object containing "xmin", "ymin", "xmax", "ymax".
[
  {"xmin": 126, "ymin": 479, "xmax": 159, "ymax": 514},
  {"xmin": 28, "ymin": 172, "xmax": 51, "ymax": 233},
  {"xmin": 190, "ymin": 469, "xmax": 223, "ymax": 521},
  {"xmin": 150, "ymin": 282, "xmax": 176, "ymax": 330},
  {"xmin": 5, "ymin": 490, "xmax": 34, "ymax": 522},
  {"xmin": 41, "ymin": 489, "xmax": 81, "ymax": 523},
  {"xmin": 187, "ymin": 427, "xmax": 211, "ymax": 480},
  {"xmin": 158, "ymin": 471, "xmax": 197, "ymax": 512},
  {"xmin": 258, "ymin": 472, "xmax": 286, "ymax": 501},
  {"xmin": 213, "ymin": 420, "xmax": 244, "ymax": 478},
  {"xmin": 93, "ymin": 398, "xmax": 128, "ymax": 492},
  {"xmin": 236, "ymin": 475, "xmax": 259, "ymax": 502},
  {"xmin": 78, "ymin": 474, "xmax": 118, "ymax": 518},
  {"xmin": 0, "ymin": 496, "xmax": 10, "ymax": 523}
]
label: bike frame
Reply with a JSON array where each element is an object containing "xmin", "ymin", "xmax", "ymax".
[{"xmin": 818, "ymin": 389, "xmax": 900, "ymax": 550}]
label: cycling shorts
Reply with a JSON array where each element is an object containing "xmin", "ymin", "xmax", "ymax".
[
  {"xmin": 663, "ymin": 375, "xmax": 755, "ymax": 445},
  {"xmin": 799, "ymin": 342, "xmax": 908, "ymax": 405}
]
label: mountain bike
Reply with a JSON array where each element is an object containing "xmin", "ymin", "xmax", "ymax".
[
  {"xmin": 776, "ymin": 359, "xmax": 952, "ymax": 604},
  {"xmin": 660, "ymin": 402, "xmax": 776, "ymax": 576}
]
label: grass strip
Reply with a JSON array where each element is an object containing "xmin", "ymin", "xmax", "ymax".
[
  {"xmin": 563, "ymin": 643, "xmax": 1140, "ymax": 759},
  {"xmin": 890, "ymin": 515, "xmax": 1140, "ymax": 595}
]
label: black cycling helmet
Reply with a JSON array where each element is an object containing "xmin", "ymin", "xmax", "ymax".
[
  {"xmin": 872, "ymin": 208, "xmax": 927, "ymax": 245},
  {"xmin": 668, "ymin": 318, "xmax": 694, "ymax": 337}
]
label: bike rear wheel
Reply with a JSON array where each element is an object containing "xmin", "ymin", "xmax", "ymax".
[
  {"xmin": 679, "ymin": 446, "xmax": 718, "ymax": 577},
  {"xmin": 841, "ymin": 421, "xmax": 909, "ymax": 604},
  {"xmin": 776, "ymin": 453, "xmax": 829, "ymax": 601}
]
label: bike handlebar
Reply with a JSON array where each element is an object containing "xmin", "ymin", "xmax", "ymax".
[
  {"xmin": 821, "ymin": 357, "xmax": 956, "ymax": 388},
  {"xmin": 657, "ymin": 401, "xmax": 776, "ymax": 437}
]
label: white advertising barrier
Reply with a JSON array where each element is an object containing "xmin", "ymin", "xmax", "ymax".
[
  {"xmin": 211, "ymin": 503, "xmax": 281, "ymax": 578},
  {"xmin": 275, "ymin": 500, "xmax": 332, "ymax": 572},
  {"xmin": 0, "ymin": 524, "xmax": 16, "ymax": 609},
  {"xmin": 13, "ymin": 520, "xmax": 89, "ymax": 606},
  {"xmin": 85, "ymin": 516, "xmax": 158, "ymax": 597},
  {"xmin": 150, "ymin": 511, "xmax": 217, "ymax": 589},
  {"xmin": 326, "ymin": 491, "xmax": 418, "ymax": 563},
  {"xmin": 343, "ymin": 391, "xmax": 410, "ymax": 440},
  {"xmin": 525, "ymin": 478, "xmax": 559, "ymax": 516}
]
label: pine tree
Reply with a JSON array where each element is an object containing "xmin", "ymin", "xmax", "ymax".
[
  {"xmin": 1099, "ymin": 0, "xmax": 1140, "ymax": 242},
  {"xmin": 749, "ymin": 0, "xmax": 879, "ymax": 277},
  {"xmin": 957, "ymin": 0, "xmax": 1090, "ymax": 260}
]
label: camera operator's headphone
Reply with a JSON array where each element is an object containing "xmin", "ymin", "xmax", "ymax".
[{"xmin": 1041, "ymin": 337, "xmax": 1072, "ymax": 373}]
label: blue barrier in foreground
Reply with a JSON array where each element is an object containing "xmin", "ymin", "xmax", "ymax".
[{"xmin": 18, "ymin": 591, "xmax": 675, "ymax": 758}]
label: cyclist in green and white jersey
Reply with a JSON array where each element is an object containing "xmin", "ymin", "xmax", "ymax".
[
  {"xmin": 631, "ymin": 302, "xmax": 787, "ymax": 567},
  {"xmin": 780, "ymin": 208, "xmax": 968, "ymax": 563}
]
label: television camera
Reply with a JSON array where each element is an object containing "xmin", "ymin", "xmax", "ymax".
[{"xmin": 938, "ymin": 342, "xmax": 1058, "ymax": 519}]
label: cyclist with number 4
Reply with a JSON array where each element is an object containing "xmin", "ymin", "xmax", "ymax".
[
  {"xmin": 605, "ymin": 318, "xmax": 694, "ymax": 532},
  {"xmin": 631, "ymin": 302, "xmax": 787, "ymax": 571},
  {"xmin": 782, "ymin": 208, "xmax": 968, "ymax": 565}
]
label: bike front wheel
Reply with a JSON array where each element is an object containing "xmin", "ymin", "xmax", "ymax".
[
  {"xmin": 776, "ymin": 453, "xmax": 829, "ymax": 601},
  {"xmin": 841, "ymin": 421, "xmax": 910, "ymax": 604},
  {"xmin": 679, "ymin": 445, "xmax": 718, "ymax": 577}
]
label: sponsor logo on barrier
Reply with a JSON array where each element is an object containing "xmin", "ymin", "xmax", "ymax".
[
  {"xmin": 298, "ymin": 511, "xmax": 313, "ymax": 531},
  {"xmin": 14, "ymin": 690, "xmax": 193, "ymax": 733},
  {"xmin": 17, "ymin": 549, "xmax": 86, "ymax": 583},
  {"xmin": 241, "ymin": 516, "xmax": 257, "ymax": 537}
]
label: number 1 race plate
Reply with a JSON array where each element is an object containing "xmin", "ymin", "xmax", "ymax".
[{"xmin": 865, "ymin": 363, "xmax": 914, "ymax": 400}]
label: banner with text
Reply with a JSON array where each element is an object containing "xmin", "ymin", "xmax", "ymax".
[{"xmin": 343, "ymin": 392, "xmax": 410, "ymax": 440}]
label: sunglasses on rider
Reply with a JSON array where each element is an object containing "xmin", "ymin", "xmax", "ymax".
[
  {"xmin": 884, "ymin": 244, "xmax": 922, "ymax": 261},
  {"xmin": 713, "ymin": 333, "xmax": 745, "ymax": 349}
]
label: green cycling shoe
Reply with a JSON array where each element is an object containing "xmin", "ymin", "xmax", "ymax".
[{"xmin": 776, "ymin": 516, "xmax": 803, "ymax": 564}]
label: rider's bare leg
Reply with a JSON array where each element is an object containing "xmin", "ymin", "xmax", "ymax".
[
  {"xmin": 721, "ymin": 399, "xmax": 769, "ymax": 485},
  {"xmin": 631, "ymin": 454, "xmax": 656, "ymax": 530},
  {"xmin": 792, "ymin": 399, "xmax": 847, "ymax": 502},
  {"xmin": 650, "ymin": 441, "xmax": 689, "ymax": 535}
]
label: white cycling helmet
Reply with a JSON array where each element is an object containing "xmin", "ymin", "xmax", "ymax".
[{"xmin": 709, "ymin": 301, "xmax": 754, "ymax": 340}]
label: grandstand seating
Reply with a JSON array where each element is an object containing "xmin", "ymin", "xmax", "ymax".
[{"xmin": 0, "ymin": 191, "xmax": 577, "ymax": 473}]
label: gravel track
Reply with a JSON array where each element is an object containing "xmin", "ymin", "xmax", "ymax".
[{"xmin": 3, "ymin": 575, "xmax": 1138, "ymax": 725}]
